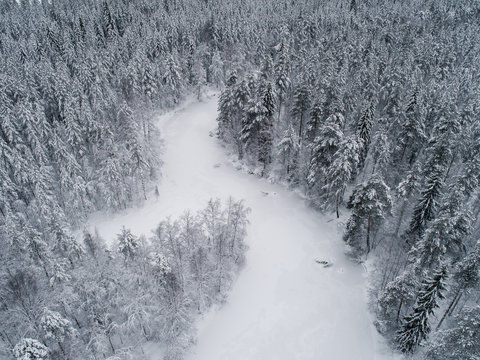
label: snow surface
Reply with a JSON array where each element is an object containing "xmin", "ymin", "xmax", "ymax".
[{"xmin": 89, "ymin": 93, "xmax": 401, "ymax": 360}]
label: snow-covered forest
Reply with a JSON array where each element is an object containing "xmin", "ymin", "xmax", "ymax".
[{"xmin": 1, "ymin": 0, "xmax": 479, "ymax": 359}]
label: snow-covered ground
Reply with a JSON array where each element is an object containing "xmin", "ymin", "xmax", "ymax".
[{"xmin": 89, "ymin": 94, "xmax": 400, "ymax": 360}]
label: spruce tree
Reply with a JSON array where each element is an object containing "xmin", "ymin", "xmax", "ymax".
[
  {"xmin": 217, "ymin": 71, "xmax": 238, "ymax": 141},
  {"xmin": 277, "ymin": 125, "xmax": 299, "ymax": 177},
  {"xmin": 306, "ymin": 93, "xmax": 325, "ymax": 141},
  {"xmin": 356, "ymin": 103, "xmax": 373, "ymax": 169},
  {"xmin": 291, "ymin": 78, "xmax": 311, "ymax": 140},
  {"xmin": 397, "ymin": 90, "xmax": 426, "ymax": 165},
  {"xmin": 13, "ymin": 338, "xmax": 49, "ymax": 360},
  {"xmin": 324, "ymin": 135, "xmax": 360, "ymax": 218},
  {"xmin": 436, "ymin": 241, "xmax": 480, "ymax": 330},
  {"xmin": 396, "ymin": 265, "xmax": 447, "ymax": 353},
  {"xmin": 117, "ymin": 226, "xmax": 139, "ymax": 262},
  {"xmin": 258, "ymin": 82, "xmax": 276, "ymax": 171},
  {"xmin": 409, "ymin": 165, "xmax": 443, "ymax": 237},
  {"xmin": 344, "ymin": 175, "xmax": 392, "ymax": 256},
  {"xmin": 412, "ymin": 183, "xmax": 473, "ymax": 269},
  {"xmin": 426, "ymin": 306, "xmax": 480, "ymax": 360},
  {"xmin": 377, "ymin": 271, "xmax": 418, "ymax": 330},
  {"xmin": 307, "ymin": 113, "xmax": 344, "ymax": 195},
  {"xmin": 369, "ymin": 128, "xmax": 391, "ymax": 175},
  {"xmin": 274, "ymin": 41, "xmax": 290, "ymax": 119}
]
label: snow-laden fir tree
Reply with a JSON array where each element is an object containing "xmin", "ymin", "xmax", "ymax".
[
  {"xmin": 393, "ymin": 163, "xmax": 421, "ymax": 236},
  {"xmin": 257, "ymin": 82, "xmax": 276, "ymax": 172},
  {"xmin": 396, "ymin": 265, "xmax": 447, "ymax": 353},
  {"xmin": 151, "ymin": 252, "xmax": 171, "ymax": 282},
  {"xmin": 369, "ymin": 127, "xmax": 391, "ymax": 176},
  {"xmin": 117, "ymin": 226, "xmax": 139, "ymax": 262},
  {"xmin": 40, "ymin": 309, "xmax": 75, "ymax": 356},
  {"xmin": 324, "ymin": 135, "xmax": 360, "ymax": 218},
  {"xmin": 356, "ymin": 103, "xmax": 373, "ymax": 170},
  {"xmin": 411, "ymin": 183, "xmax": 473, "ymax": 270},
  {"xmin": 306, "ymin": 92, "xmax": 326, "ymax": 141},
  {"xmin": 240, "ymin": 98, "xmax": 264, "ymax": 158},
  {"xmin": 425, "ymin": 306, "xmax": 480, "ymax": 360},
  {"xmin": 397, "ymin": 89, "xmax": 426, "ymax": 165},
  {"xmin": 408, "ymin": 164, "xmax": 444, "ymax": 238},
  {"xmin": 240, "ymin": 77, "xmax": 276, "ymax": 172},
  {"xmin": 290, "ymin": 77, "xmax": 311, "ymax": 140},
  {"xmin": 209, "ymin": 51, "xmax": 224, "ymax": 89},
  {"xmin": 217, "ymin": 71, "xmax": 238, "ymax": 141},
  {"xmin": 274, "ymin": 40, "xmax": 290, "ymax": 120},
  {"xmin": 344, "ymin": 175, "xmax": 393, "ymax": 256},
  {"xmin": 307, "ymin": 113, "xmax": 344, "ymax": 196},
  {"xmin": 13, "ymin": 338, "xmax": 48, "ymax": 360},
  {"xmin": 452, "ymin": 240, "xmax": 480, "ymax": 293},
  {"xmin": 435, "ymin": 241, "xmax": 480, "ymax": 330},
  {"xmin": 277, "ymin": 124, "xmax": 300, "ymax": 177},
  {"xmin": 377, "ymin": 271, "xmax": 418, "ymax": 332},
  {"xmin": 163, "ymin": 55, "xmax": 182, "ymax": 102}
]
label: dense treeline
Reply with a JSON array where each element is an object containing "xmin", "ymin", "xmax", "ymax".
[
  {"xmin": 2, "ymin": 198, "xmax": 249, "ymax": 359},
  {"xmin": 2, "ymin": 0, "xmax": 480, "ymax": 358},
  {"xmin": 0, "ymin": 0, "xmax": 243, "ymax": 358},
  {"xmin": 215, "ymin": 0, "xmax": 480, "ymax": 357}
]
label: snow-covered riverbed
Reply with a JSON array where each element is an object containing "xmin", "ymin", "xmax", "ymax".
[{"xmin": 89, "ymin": 93, "xmax": 399, "ymax": 360}]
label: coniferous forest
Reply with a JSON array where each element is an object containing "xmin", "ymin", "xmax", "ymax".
[{"xmin": 1, "ymin": 0, "xmax": 480, "ymax": 359}]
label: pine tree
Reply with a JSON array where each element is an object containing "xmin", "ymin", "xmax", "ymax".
[
  {"xmin": 240, "ymin": 98, "xmax": 263, "ymax": 154},
  {"xmin": 356, "ymin": 103, "xmax": 373, "ymax": 169},
  {"xmin": 40, "ymin": 309, "xmax": 75, "ymax": 355},
  {"xmin": 291, "ymin": 78, "xmax": 311, "ymax": 140},
  {"xmin": 370, "ymin": 128, "xmax": 391, "ymax": 175},
  {"xmin": 426, "ymin": 306, "xmax": 480, "ymax": 360},
  {"xmin": 163, "ymin": 55, "xmax": 182, "ymax": 101},
  {"xmin": 394, "ymin": 163, "xmax": 421, "ymax": 236},
  {"xmin": 257, "ymin": 82, "xmax": 276, "ymax": 172},
  {"xmin": 117, "ymin": 226, "xmax": 139, "ymax": 262},
  {"xmin": 397, "ymin": 89, "xmax": 426, "ymax": 165},
  {"xmin": 307, "ymin": 113, "xmax": 344, "ymax": 194},
  {"xmin": 409, "ymin": 165, "xmax": 443, "ymax": 237},
  {"xmin": 217, "ymin": 71, "xmax": 238, "ymax": 141},
  {"xmin": 453, "ymin": 240, "xmax": 480, "ymax": 291},
  {"xmin": 396, "ymin": 265, "xmax": 447, "ymax": 353},
  {"xmin": 412, "ymin": 184, "xmax": 473, "ymax": 269},
  {"xmin": 260, "ymin": 54, "xmax": 274, "ymax": 81},
  {"xmin": 13, "ymin": 338, "xmax": 49, "ymax": 360},
  {"xmin": 277, "ymin": 125, "xmax": 299, "ymax": 177},
  {"xmin": 274, "ymin": 40, "xmax": 290, "ymax": 119},
  {"xmin": 344, "ymin": 175, "xmax": 393, "ymax": 256},
  {"xmin": 209, "ymin": 51, "xmax": 224, "ymax": 89},
  {"xmin": 306, "ymin": 93, "xmax": 325, "ymax": 141},
  {"xmin": 436, "ymin": 241, "xmax": 480, "ymax": 330},
  {"xmin": 192, "ymin": 54, "xmax": 207, "ymax": 100},
  {"xmin": 377, "ymin": 271, "xmax": 418, "ymax": 330},
  {"xmin": 325, "ymin": 135, "xmax": 360, "ymax": 218},
  {"xmin": 142, "ymin": 62, "xmax": 157, "ymax": 102}
]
